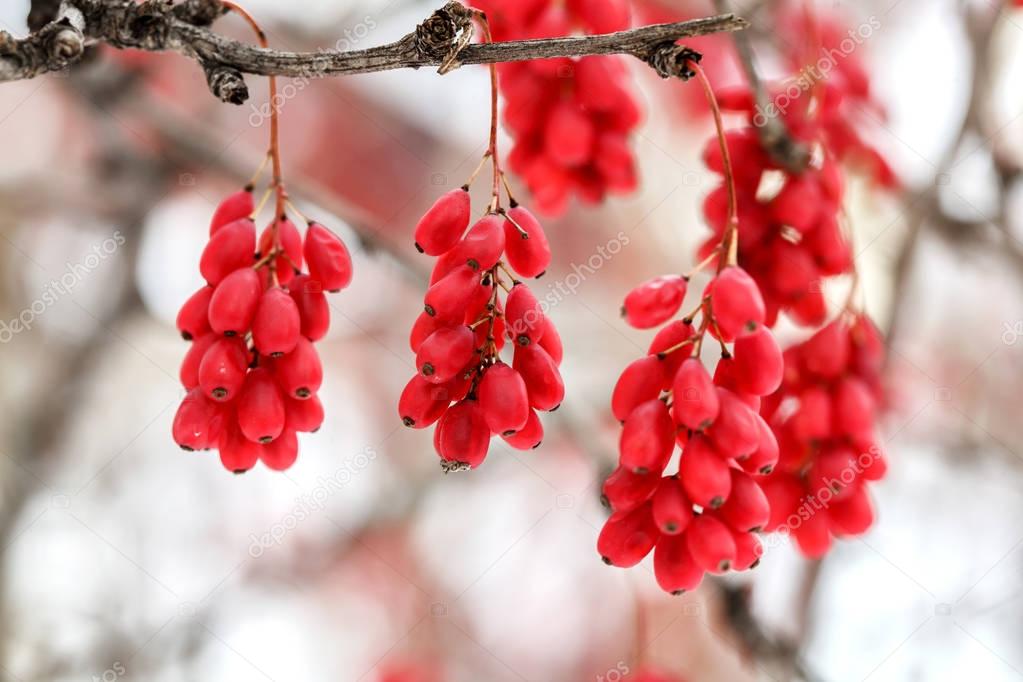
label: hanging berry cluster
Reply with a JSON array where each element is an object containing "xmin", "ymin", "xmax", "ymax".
[
  {"xmin": 696, "ymin": 6, "xmax": 897, "ymax": 327},
  {"xmin": 598, "ymin": 62, "xmax": 780, "ymax": 594},
  {"xmin": 171, "ymin": 3, "xmax": 352, "ymax": 473},
  {"xmin": 757, "ymin": 315, "xmax": 887, "ymax": 557},
  {"xmin": 469, "ymin": 0, "xmax": 640, "ymax": 215},
  {"xmin": 399, "ymin": 13, "xmax": 563, "ymax": 471}
]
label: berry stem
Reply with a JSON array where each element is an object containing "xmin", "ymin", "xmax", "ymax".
[
  {"xmin": 222, "ymin": 1, "xmax": 286, "ymax": 252},
  {"xmin": 690, "ymin": 60, "xmax": 738, "ymax": 272},
  {"xmin": 471, "ymin": 9, "xmax": 504, "ymax": 211}
]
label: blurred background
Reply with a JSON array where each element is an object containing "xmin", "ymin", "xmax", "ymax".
[{"xmin": 0, "ymin": 0, "xmax": 1022, "ymax": 680}]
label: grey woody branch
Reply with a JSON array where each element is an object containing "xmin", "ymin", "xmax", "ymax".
[{"xmin": 4, "ymin": 0, "xmax": 748, "ymax": 104}]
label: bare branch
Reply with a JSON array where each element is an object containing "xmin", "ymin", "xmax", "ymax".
[
  {"xmin": 1, "ymin": 0, "xmax": 748, "ymax": 103},
  {"xmin": 712, "ymin": 0, "xmax": 809, "ymax": 173}
]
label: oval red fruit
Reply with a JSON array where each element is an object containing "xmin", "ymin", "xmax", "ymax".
[
  {"xmin": 252, "ymin": 287, "xmax": 301, "ymax": 356},
  {"xmin": 417, "ymin": 325, "xmax": 476, "ymax": 384},
  {"xmin": 622, "ymin": 275, "xmax": 688, "ymax": 329},
  {"xmin": 200, "ymin": 219, "xmax": 256, "ymax": 286},
  {"xmin": 414, "ymin": 188, "xmax": 471, "ymax": 256},
  {"xmin": 304, "ymin": 222, "xmax": 353, "ymax": 292},
  {"xmin": 176, "ymin": 286, "xmax": 212, "ymax": 340},
  {"xmin": 478, "ymin": 363, "xmax": 530, "ymax": 435},
  {"xmin": 274, "ymin": 337, "xmax": 323, "ymax": 398},
  {"xmin": 619, "ymin": 399, "xmax": 675, "ymax": 475},
  {"xmin": 236, "ymin": 368, "xmax": 286, "ymax": 443},
  {"xmin": 208, "ymin": 267, "xmax": 261, "ymax": 336},
  {"xmin": 597, "ymin": 503, "xmax": 658, "ymax": 568},
  {"xmin": 686, "ymin": 514, "xmax": 737, "ymax": 573},
  {"xmin": 672, "ymin": 358, "xmax": 719, "ymax": 430},
  {"xmin": 503, "ymin": 206, "xmax": 551, "ymax": 278}
]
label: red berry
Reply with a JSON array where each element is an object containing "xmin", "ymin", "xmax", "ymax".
[
  {"xmin": 172, "ymin": 389, "xmax": 225, "ymax": 451},
  {"xmin": 417, "ymin": 325, "xmax": 476, "ymax": 384},
  {"xmin": 622, "ymin": 275, "xmax": 687, "ymax": 329},
  {"xmin": 611, "ymin": 355, "xmax": 665, "ymax": 422},
  {"xmin": 209, "ymin": 189, "xmax": 254, "ymax": 235},
  {"xmin": 770, "ymin": 174, "xmax": 822, "ymax": 233},
  {"xmin": 687, "ymin": 514, "xmax": 737, "ymax": 573},
  {"xmin": 501, "ymin": 408, "xmax": 544, "ymax": 450},
  {"xmin": 218, "ymin": 421, "xmax": 261, "ymax": 474},
  {"xmin": 414, "ymin": 188, "xmax": 471, "ymax": 256},
  {"xmin": 260, "ymin": 429, "xmax": 299, "ymax": 471},
  {"xmin": 274, "ymin": 337, "xmax": 323, "ymax": 398},
  {"xmin": 731, "ymin": 326, "xmax": 783, "ymax": 396},
  {"xmin": 435, "ymin": 399, "xmax": 491, "ymax": 469},
  {"xmin": 512, "ymin": 343, "xmax": 564, "ymax": 411},
  {"xmin": 176, "ymin": 286, "xmax": 212, "ymax": 340},
  {"xmin": 503, "ymin": 206, "xmax": 551, "ymax": 278},
  {"xmin": 708, "ymin": 266, "xmax": 765, "ymax": 339},
  {"xmin": 398, "ymin": 374, "xmax": 456, "ymax": 429},
  {"xmin": 671, "ymin": 358, "xmax": 719, "ymax": 430},
  {"xmin": 287, "ymin": 274, "xmax": 330, "ymax": 342},
  {"xmin": 545, "ymin": 100, "xmax": 595, "ymax": 167},
  {"xmin": 597, "ymin": 502, "xmax": 658, "ymax": 568},
  {"xmin": 808, "ymin": 445, "xmax": 858, "ymax": 500},
  {"xmin": 537, "ymin": 316, "xmax": 563, "ymax": 364},
  {"xmin": 648, "ymin": 320, "xmax": 694, "ymax": 388},
  {"xmin": 707, "ymin": 388, "xmax": 760, "ymax": 458},
  {"xmin": 791, "ymin": 385, "xmax": 832, "ymax": 443},
  {"xmin": 730, "ymin": 528, "xmax": 763, "ymax": 571},
  {"xmin": 832, "ymin": 375, "xmax": 875, "ymax": 442},
  {"xmin": 424, "ymin": 264, "xmax": 481, "ymax": 323},
  {"xmin": 478, "ymin": 363, "xmax": 530, "ymax": 435},
  {"xmin": 208, "ymin": 267, "xmax": 261, "ymax": 336},
  {"xmin": 619, "ymin": 399, "xmax": 675, "ymax": 475},
  {"xmin": 455, "ymin": 215, "xmax": 505, "ymax": 271},
  {"xmin": 252, "ymin": 287, "xmax": 301, "ymax": 357},
  {"xmin": 718, "ymin": 469, "xmax": 770, "ymax": 532},
  {"xmin": 654, "ymin": 534, "xmax": 705, "ymax": 594},
  {"xmin": 236, "ymin": 368, "xmax": 286, "ymax": 443},
  {"xmin": 793, "ymin": 508, "xmax": 832, "ymax": 559},
  {"xmin": 602, "ymin": 466, "xmax": 659, "ymax": 512},
  {"xmin": 304, "ymin": 222, "xmax": 353, "ymax": 292},
  {"xmin": 651, "ymin": 476, "xmax": 692, "ymax": 535},
  {"xmin": 200, "ymin": 218, "xmax": 256, "ymax": 286},
  {"xmin": 761, "ymin": 474, "xmax": 805, "ymax": 532},
  {"xmin": 828, "ymin": 485, "xmax": 874, "ymax": 536},
  {"xmin": 504, "ymin": 283, "xmax": 546, "ymax": 346},
  {"xmin": 739, "ymin": 414, "xmax": 779, "ymax": 475},
  {"xmin": 286, "ymin": 394, "xmax": 324, "ymax": 433},
  {"xmin": 179, "ymin": 333, "xmax": 217, "ymax": 389},
  {"xmin": 801, "ymin": 319, "xmax": 850, "ymax": 379},
  {"xmin": 257, "ymin": 217, "xmax": 303, "ymax": 285},
  {"xmin": 198, "ymin": 337, "xmax": 249, "ymax": 402},
  {"xmin": 679, "ymin": 435, "xmax": 731, "ymax": 508}
]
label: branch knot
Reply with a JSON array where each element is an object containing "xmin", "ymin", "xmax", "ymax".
[
  {"xmin": 414, "ymin": 1, "xmax": 474, "ymax": 73},
  {"xmin": 642, "ymin": 42, "xmax": 702, "ymax": 80}
]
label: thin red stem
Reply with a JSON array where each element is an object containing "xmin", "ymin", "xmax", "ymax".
[
  {"xmin": 222, "ymin": 0, "xmax": 285, "ymax": 283},
  {"xmin": 472, "ymin": 11, "xmax": 503, "ymax": 210},
  {"xmin": 691, "ymin": 61, "xmax": 738, "ymax": 271}
]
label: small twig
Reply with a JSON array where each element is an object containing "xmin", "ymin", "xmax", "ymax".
[
  {"xmin": 3, "ymin": 1, "xmax": 747, "ymax": 103},
  {"xmin": 712, "ymin": 0, "xmax": 809, "ymax": 173}
]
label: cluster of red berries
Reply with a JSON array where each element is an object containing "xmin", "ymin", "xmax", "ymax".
[
  {"xmin": 699, "ymin": 139, "xmax": 851, "ymax": 328},
  {"xmin": 598, "ymin": 261, "xmax": 782, "ymax": 594},
  {"xmin": 172, "ymin": 187, "xmax": 352, "ymax": 472},
  {"xmin": 470, "ymin": 0, "xmax": 640, "ymax": 215},
  {"xmin": 758, "ymin": 314, "xmax": 887, "ymax": 557},
  {"xmin": 399, "ymin": 187, "xmax": 562, "ymax": 470}
]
